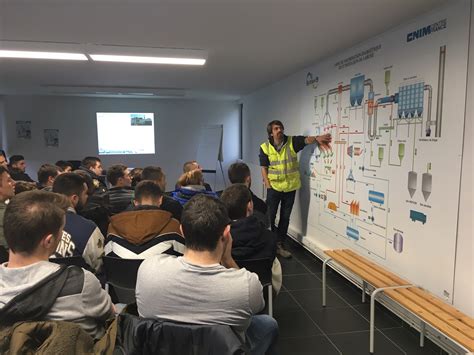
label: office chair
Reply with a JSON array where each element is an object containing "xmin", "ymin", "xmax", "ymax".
[{"xmin": 102, "ymin": 256, "xmax": 143, "ymax": 304}]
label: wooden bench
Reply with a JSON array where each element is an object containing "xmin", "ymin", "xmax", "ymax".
[{"xmin": 322, "ymin": 249, "xmax": 474, "ymax": 354}]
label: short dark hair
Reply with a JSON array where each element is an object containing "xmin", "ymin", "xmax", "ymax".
[
  {"xmin": 0, "ymin": 165, "xmax": 9, "ymax": 178},
  {"xmin": 81, "ymin": 156, "xmax": 101, "ymax": 169},
  {"xmin": 134, "ymin": 180, "xmax": 163, "ymax": 203},
  {"xmin": 14, "ymin": 181, "xmax": 38, "ymax": 194},
  {"xmin": 107, "ymin": 164, "xmax": 127, "ymax": 186},
  {"xmin": 9, "ymin": 155, "xmax": 25, "ymax": 165},
  {"xmin": 141, "ymin": 166, "xmax": 165, "ymax": 182},
  {"xmin": 4, "ymin": 190, "xmax": 69, "ymax": 253},
  {"xmin": 37, "ymin": 164, "xmax": 61, "ymax": 185},
  {"xmin": 130, "ymin": 168, "xmax": 143, "ymax": 188},
  {"xmin": 52, "ymin": 173, "xmax": 86, "ymax": 197},
  {"xmin": 228, "ymin": 162, "xmax": 251, "ymax": 184},
  {"xmin": 55, "ymin": 160, "xmax": 73, "ymax": 171},
  {"xmin": 220, "ymin": 184, "xmax": 252, "ymax": 220},
  {"xmin": 181, "ymin": 194, "xmax": 230, "ymax": 252},
  {"xmin": 266, "ymin": 120, "xmax": 284, "ymax": 139},
  {"xmin": 72, "ymin": 170, "xmax": 94, "ymax": 195}
]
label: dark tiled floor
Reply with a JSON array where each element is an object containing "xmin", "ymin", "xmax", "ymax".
[{"xmin": 275, "ymin": 239, "xmax": 447, "ymax": 355}]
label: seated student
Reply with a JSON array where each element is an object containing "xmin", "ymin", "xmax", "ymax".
[
  {"xmin": 37, "ymin": 163, "xmax": 61, "ymax": 191},
  {"xmin": 55, "ymin": 160, "xmax": 74, "ymax": 173},
  {"xmin": 141, "ymin": 166, "xmax": 182, "ymax": 221},
  {"xmin": 105, "ymin": 164, "xmax": 134, "ymax": 215},
  {"xmin": 8, "ymin": 155, "xmax": 35, "ymax": 182},
  {"xmin": 52, "ymin": 173, "xmax": 105, "ymax": 273},
  {"xmin": 0, "ymin": 190, "xmax": 114, "ymax": 339},
  {"xmin": 171, "ymin": 170, "xmax": 218, "ymax": 206},
  {"xmin": 129, "ymin": 167, "xmax": 143, "ymax": 188},
  {"xmin": 181, "ymin": 160, "xmax": 212, "ymax": 191},
  {"xmin": 136, "ymin": 195, "xmax": 279, "ymax": 355},
  {"xmin": 74, "ymin": 169, "xmax": 111, "ymax": 236},
  {"xmin": 78, "ymin": 156, "xmax": 107, "ymax": 194},
  {"xmin": 14, "ymin": 181, "xmax": 37, "ymax": 194},
  {"xmin": 0, "ymin": 166, "xmax": 16, "ymax": 260},
  {"xmin": 228, "ymin": 162, "xmax": 269, "ymax": 228},
  {"xmin": 0, "ymin": 151, "xmax": 7, "ymax": 168},
  {"xmin": 220, "ymin": 184, "xmax": 282, "ymax": 293},
  {"xmin": 105, "ymin": 180, "xmax": 184, "ymax": 259}
]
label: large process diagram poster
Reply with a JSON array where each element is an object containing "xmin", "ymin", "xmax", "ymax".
[{"xmin": 299, "ymin": 1, "xmax": 470, "ymax": 301}]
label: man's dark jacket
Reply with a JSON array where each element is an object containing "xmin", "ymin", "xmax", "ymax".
[
  {"xmin": 78, "ymin": 166, "xmax": 108, "ymax": 194},
  {"xmin": 115, "ymin": 312, "xmax": 248, "ymax": 355},
  {"xmin": 8, "ymin": 168, "xmax": 35, "ymax": 182},
  {"xmin": 230, "ymin": 215, "xmax": 277, "ymax": 261}
]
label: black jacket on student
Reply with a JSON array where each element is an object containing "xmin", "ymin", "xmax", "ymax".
[{"xmin": 230, "ymin": 215, "xmax": 277, "ymax": 262}]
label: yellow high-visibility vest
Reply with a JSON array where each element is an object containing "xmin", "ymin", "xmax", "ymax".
[{"xmin": 261, "ymin": 136, "xmax": 301, "ymax": 192}]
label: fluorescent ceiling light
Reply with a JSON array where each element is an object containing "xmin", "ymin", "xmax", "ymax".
[
  {"xmin": 0, "ymin": 41, "xmax": 87, "ymax": 61},
  {"xmin": 87, "ymin": 44, "xmax": 207, "ymax": 66},
  {"xmin": 0, "ymin": 50, "xmax": 87, "ymax": 60},
  {"xmin": 89, "ymin": 54, "xmax": 205, "ymax": 65},
  {"xmin": 0, "ymin": 41, "xmax": 207, "ymax": 65}
]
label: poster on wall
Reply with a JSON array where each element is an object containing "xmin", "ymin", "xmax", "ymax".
[
  {"xmin": 296, "ymin": 1, "xmax": 470, "ymax": 301},
  {"xmin": 16, "ymin": 121, "xmax": 31, "ymax": 139},
  {"xmin": 44, "ymin": 129, "xmax": 59, "ymax": 147}
]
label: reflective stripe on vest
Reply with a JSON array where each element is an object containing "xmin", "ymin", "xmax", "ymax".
[{"xmin": 261, "ymin": 136, "xmax": 301, "ymax": 192}]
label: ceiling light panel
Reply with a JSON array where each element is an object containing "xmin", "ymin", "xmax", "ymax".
[
  {"xmin": 89, "ymin": 54, "xmax": 205, "ymax": 65},
  {"xmin": 87, "ymin": 44, "xmax": 207, "ymax": 66},
  {"xmin": 0, "ymin": 41, "xmax": 87, "ymax": 60}
]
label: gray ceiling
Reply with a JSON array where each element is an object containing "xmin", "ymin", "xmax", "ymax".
[{"xmin": 0, "ymin": 0, "xmax": 449, "ymax": 100}]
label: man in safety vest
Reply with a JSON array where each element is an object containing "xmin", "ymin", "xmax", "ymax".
[{"xmin": 259, "ymin": 120, "xmax": 332, "ymax": 258}]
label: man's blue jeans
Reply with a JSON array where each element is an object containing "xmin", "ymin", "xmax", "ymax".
[
  {"xmin": 246, "ymin": 314, "xmax": 279, "ymax": 355},
  {"xmin": 266, "ymin": 188, "xmax": 296, "ymax": 243}
]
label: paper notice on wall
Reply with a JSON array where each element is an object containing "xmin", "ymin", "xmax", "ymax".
[
  {"xmin": 44, "ymin": 129, "xmax": 59, "ymax": 147},
  {"xmin": 16, "ymin": 121, "xmax": 31, "ymax": 139}
]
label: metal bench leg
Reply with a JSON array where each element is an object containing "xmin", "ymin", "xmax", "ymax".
[
  {"xmin": 420, "ymin": 321, "xmax": 425, "ymax": 347},
  {"xmin": 268, "ymin": 285, "xmax": 273, "ymax": 317},
  {"xmin": 362, "ymin": 280, "xmax": 367, "ymax": 303},
  {"xmin": 370, "ymin": 285, "xmax": 414, "ymax": 354},
  {"xmin": 322, "ymin": 258, "xmax": 332, "ymax": 307}
]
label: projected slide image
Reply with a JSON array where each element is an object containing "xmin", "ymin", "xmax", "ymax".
[
  {"xmin": 131, "ymin": 114, "xmax": 152, "ymax": 126},
  {"xmin": 97, "ymin": 112, "xmax": 155, "ymax": 155}
]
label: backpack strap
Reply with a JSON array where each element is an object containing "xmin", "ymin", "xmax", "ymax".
[{"xmin": 0, "ymin": 265, "xmax": 80, "ymax": 326}]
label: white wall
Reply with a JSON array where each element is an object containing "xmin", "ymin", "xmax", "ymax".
[
  {"xmin": 243, "ymin": 0, "xmax": 473, "ymax": 315},
  {"xmin": 3, "ymin": 96, "xmax": 240, "ymax": 191},
  {"xmin": 452, "ymin": 1, "xmax": 473, "ymax": 317}
]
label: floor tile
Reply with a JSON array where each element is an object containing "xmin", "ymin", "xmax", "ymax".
[
  {"xmin": 352, "ymin": 303, "xmax": 403, "ymax": 329},
  {"xmin": 329, "ymin": 330, "xmax": 405, "ymax": 355},
  {"xmin": 299, "ymin": 259, "xmax": 324, "ymax": 275},
  {"xmin": 273, "ymin": 291, "xmax": 301, "ymax": 317},
  {"xmin": 275, "ymin": 309, "xmax": 322, "ymax": 338},
  {"xmin": 283, "ymin": 274, "xmax": 322, "ymax": 291},
  {"xmin": 292, "ymin": 249, "xmax": 322, "ymax": 263},
  {"xmin": 307, "ymin": 307, "xmax": 369, "ymax": 334},
  {"xmin": 382, "ymin": 327, "xmax": 442, "ymax": 355},
  {"xmin": 325, "ymin": 270, "xmax": 354, "ymax": 289},
  {"xmin": 291, "ymin": 288, "xmax": 349, "ymax": 310},
  {"xmin": 279, "ymin": 335, "xmax": 340, "ymax": 355},
  {"xmin": 330, "ymin": 282, "xmax": 366, "ymax": 306},
  {"xmin": 279, "ymin": 258, "xmax": 311, "ymax": 275}
]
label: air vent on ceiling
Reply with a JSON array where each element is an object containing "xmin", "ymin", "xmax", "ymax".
[{"xmin": 42, "ymin": 84, "xmax": 186, "ymax": 98}]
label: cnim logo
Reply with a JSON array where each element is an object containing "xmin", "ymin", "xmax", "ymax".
[
  {"xmin": 406, "ymin": 19, "xmax": 447, "ymax": 43},
  {"xmin": 306, "ymin": 72, "xmax": 319, "ymax": 88}
]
